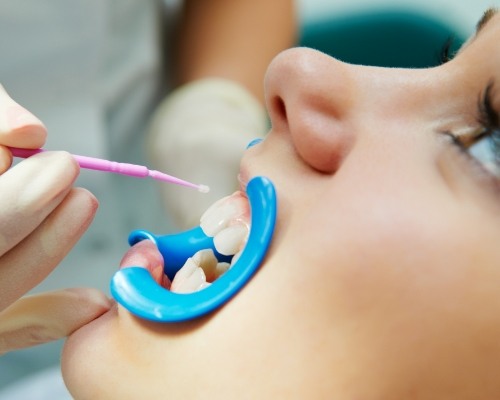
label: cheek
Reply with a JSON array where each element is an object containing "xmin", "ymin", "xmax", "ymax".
[
  {"xmin": 291, "ymin": 184, "xmax": 500, "ymax": 332},
  {"xmin": 283, "ymin": 194, "xmax": 500, "ymax": 380},
  {"xmin": 286, "ymin": 182, "xmax": 476, "ymax": 319}
]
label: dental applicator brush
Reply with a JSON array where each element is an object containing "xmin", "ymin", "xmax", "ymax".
[{"xmin": 9, "ymin": 147, "xmax": 210, "ymax": 193}]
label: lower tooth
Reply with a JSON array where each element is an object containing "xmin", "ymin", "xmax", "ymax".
[
  {"xmin": 170, "ymin": 245, "xmax": 243, "ymax": 293},
  {"xmin": 170, "ymin": 258, "xmax": 207, "ymax": 293},
  {"xmin": 230, "ymin": 250, "xmax": 243, "ymax": 267},
  {"xmin": 192, "ymin": 249, "xmax": 218, "ymax": 282},
  {"xmin": 215, "ymin": 262, "xmax": 230, "ymax": 276}
]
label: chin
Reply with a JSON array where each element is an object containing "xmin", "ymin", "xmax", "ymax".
[{"xmin": 61, "ymin": 305, "xmax": 118, "ymax": 399}]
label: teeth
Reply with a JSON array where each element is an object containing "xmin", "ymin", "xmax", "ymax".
[
  {"xmin": 170, "ymin": 249, "xmax": 232, "ymax": 294},
  {"xmin": 171, "ymin": 192, "xmax": 251, "ymax": 293},
  {"xmin": 213, "ymin": 223, "xmax": 248, "ymax": 256},
  {"xmin": 230, "ymin": 250, "xmax": 243, "ymax": 267},
  {"xmin": 200, "ymin": 191, "xmax": 250, "ymax": 257},
  {"xmin": 170, "ymin": 258, "xmax": 207, "ymax": 294},
  {"xmin": 215, "ymin": 262, "xmax": 230, "ymax": 276},
  {"xmin": 192, "ymin": 249, "xmax": 218, "ymax": 282},
  {"xmin": 200, "ymin": 192, "xmax": 249, "ymax": 236}
]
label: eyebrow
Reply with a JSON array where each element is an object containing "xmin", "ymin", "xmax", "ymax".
[
  {"xmin": 476, "ymin": 7, "xmax": 498, "ymax": 36},
  {"xmin": 455, "ymin": 7, "xmax": 499, "ymax": 54}
]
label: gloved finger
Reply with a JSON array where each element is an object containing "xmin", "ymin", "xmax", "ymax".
[
  {"xmin": 0, "ymin": 151, "xmax": 80, "ymax": 257},
  {"xmin": 154, "ymin": 133, "xmax": 250, "ymax": 229},
  {"xmin": 0, "ymin": 187, "xmax": 98, "ymax": 312},
  {"xmin": 0, "ymin": 288, "xmax": 112, "ymax": 355},
  {"xmin": 148, "ymin": 78, "xmax": 268, "ymax": 230},
  {"xmin": 0, "ymin": 84, "xmax": 46, "ymax": 148},
  {"xmin": 0, "ymin": 144, "xmax": 13, "ymax": 174}
]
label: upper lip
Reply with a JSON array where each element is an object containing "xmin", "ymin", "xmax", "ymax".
[{"xmin": 237, "ymin": 168, "xmax": 251, "ymax": 193}]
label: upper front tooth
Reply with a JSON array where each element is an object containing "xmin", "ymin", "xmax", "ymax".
[
  {"xmin": 213, "ymin": 223, "xmax": 248, "ymax": 256},
  {"xmin": 200, "ymin": 192, "xmax": 249, "ymax": 237}
]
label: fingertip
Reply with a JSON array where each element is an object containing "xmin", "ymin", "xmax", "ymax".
[
  {"xmin": 0, "ymin": 289, "xmax": 113, "ymax": 352},
  {"xmin": 72, "ymin": 186, "xmax": 99, "ymax": 205},
  {"xmin": 0, "ymin": 145, "xmax": 13, "ymax": 174},
  {"xmin": 58, "ymin": 187, "xmax": 99, "ymax": 240},
  {"xmin": 0, "ymin": 97, "xmax": 47, "ymax": 148},
  {"xmin": 51, "ymin": 150, "xmax": 80, "ymax": 177},
  {"xmin": 32, "ymin": 151, "xmax": 81, "ymax": 186},
  {"xmin": 6, "ymin": 104, "xmax": 47, "ymax": 143},
  {"xmin": 70, "ymin": 186, "xmax": 99, "ymax": 214}
]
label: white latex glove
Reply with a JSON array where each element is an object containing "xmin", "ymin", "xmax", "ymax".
[
  {"xmin": 0, "ymin": 85, "xmax": 111, "ymax": 355},
  {"xmin": 0, "ymin": 289, "xmax": 110, "ymax": 354},
  {"xmin": 147, "ymin": 78, "xmax": 268, "ymax": 230}
]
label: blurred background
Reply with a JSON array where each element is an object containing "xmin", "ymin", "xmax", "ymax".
[{"xmin": 0, "ymin": 0, "xmax": 496, "ymax": 397}]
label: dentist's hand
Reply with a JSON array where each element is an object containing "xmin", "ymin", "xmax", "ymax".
[
  {"xmin": 0, "ymin": 85, "xmax": 111, "ymax": 355},
  {"xmin": 148, "ymin": 78, "xmax": 268, "ymax": 230}
]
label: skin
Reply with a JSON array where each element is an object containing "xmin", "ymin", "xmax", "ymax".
[{"xmin": 62, "ymin": 11, "xmax": 500, "ymax": 400}]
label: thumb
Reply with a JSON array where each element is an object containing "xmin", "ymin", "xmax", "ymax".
[
  {"xmin": 0, "ymin": 84, "xmax": 47, "ymax": 148},
  {"xmin": 0, "ymin": 288, "xmax": 112, "ymax": 355}
]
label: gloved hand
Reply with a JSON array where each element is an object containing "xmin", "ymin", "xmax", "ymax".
[
  {"xmin": 147, "ymin": 78, "xmax": 268, "ymax": 230},
  {"xmin": 0, "ymin": 85, "xmax": 111, "ymax": 355}
]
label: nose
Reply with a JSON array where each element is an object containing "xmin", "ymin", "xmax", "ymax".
[{"xmin": 265, "ymin": 48, "xmax": 359, "ymax": 173}]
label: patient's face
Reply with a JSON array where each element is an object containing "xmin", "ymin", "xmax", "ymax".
[{"xmin": 62, "ymin": 11, "xmax": 500, "ymax": 399}]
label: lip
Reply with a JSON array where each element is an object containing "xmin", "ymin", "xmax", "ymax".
[
  {"xmin": 118, "ymin": 239, "xmax": 170, "ymax": 287},
  {"xmin": 110, "ymin": 176, "xmax": 277, "ymax": 323},
  {"xmin": 237, "ymin": 171, "xmax": 250, "ymax": 193}
]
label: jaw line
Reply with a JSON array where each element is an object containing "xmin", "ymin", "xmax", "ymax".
[{"xmin": 110, "ymin": 176, "xmax": 277, "ymax": 323}]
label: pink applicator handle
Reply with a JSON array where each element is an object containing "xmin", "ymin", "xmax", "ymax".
[{"xmin": 9, "ymin": 147, "xmax": 209, "ymax": 193}]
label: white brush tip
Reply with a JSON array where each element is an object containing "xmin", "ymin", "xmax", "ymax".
[{"xmin": 198, "ymin": 184, "xmax": 210, "ymax": 194}]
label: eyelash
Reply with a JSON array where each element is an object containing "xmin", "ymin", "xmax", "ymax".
[
  {"xmin": 446, "ymin": 81, "xmax": 500, "ymax": 178},
  {"xmin": 439, "ymin": 36, "xmax": 455, "ymax": 64}
]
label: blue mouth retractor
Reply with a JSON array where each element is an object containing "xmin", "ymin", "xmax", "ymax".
[{"xmin": 110, "ymin": 176, "xmax": 277, "ymax": 322}]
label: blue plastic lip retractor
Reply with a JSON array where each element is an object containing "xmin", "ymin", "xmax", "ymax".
[{"xmin": 110, "ymin": 176, "xmax": 277, "ymax": 322}]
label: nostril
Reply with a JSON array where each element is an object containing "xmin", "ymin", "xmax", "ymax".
[
  {"xmin": 270, "ymin": 96, "xmax": 287, "ymax": 126},
  {"xmin": 276, "ymin": 97, "xmax": 287, "ymax": 120}
]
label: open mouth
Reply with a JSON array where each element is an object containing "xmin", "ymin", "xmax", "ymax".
[
  {"xmin": 169, "ymin": 190, "xmax": 251, "ymax": 293},
  {"xmin": 122, "ymin": 190, "xmax": 251, "ymax": 293},
  {"xmin": 110, "ymin": 176, "xmax": 276, "ymax": 322}
]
